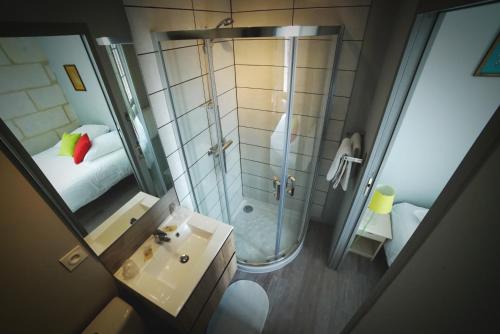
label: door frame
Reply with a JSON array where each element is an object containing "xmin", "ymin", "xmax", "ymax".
[{"xmin": 328, "ymin": 12, "xmax": 438, "ymax": 268}]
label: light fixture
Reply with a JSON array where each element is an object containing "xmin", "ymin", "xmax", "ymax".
[{"xmin": 361, "ymin": 185, "xmax": 395, "ymax": 232}]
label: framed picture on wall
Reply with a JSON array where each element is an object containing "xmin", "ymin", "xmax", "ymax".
[
  {"xmin": 63, "ymin": 64, "xmax": 86, "ymax": 91},
  {"xmin": 474, "ymin": 33, "xmax": 500, "ymax": 77}
]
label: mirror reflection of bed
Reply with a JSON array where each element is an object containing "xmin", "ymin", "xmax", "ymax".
[
  {"xmin": 31, "ymin": 124, "xmax": 138, "ymax": 233},
  {"xmin": 0, "ymin": 36, "xmax": 143, "ymax": 239}
]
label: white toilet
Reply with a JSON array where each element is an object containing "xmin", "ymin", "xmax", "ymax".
[{"xmin": 82, "ymin": 297, "xmax": 145, "ymax": 334}]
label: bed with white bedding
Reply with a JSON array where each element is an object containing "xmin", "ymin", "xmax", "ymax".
[
  {"xmin": 384, "ymin": 202, "xmax": 429, "ymax": 265},
  {"xmin": 32, "ymin": 145, "xmax": 133, "ymax": 212}
]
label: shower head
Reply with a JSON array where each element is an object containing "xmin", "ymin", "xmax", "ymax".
[{"xmin": 215, "ymin": 17, "xmax": 234, "ymax": 29}]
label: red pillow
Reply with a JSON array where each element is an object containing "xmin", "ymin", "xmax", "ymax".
[{"xmin": 73, "ymin": 133, "xmax": 92, "ymax": 164}]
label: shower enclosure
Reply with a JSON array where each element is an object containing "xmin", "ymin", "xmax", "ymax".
[{"xmin": 153, "ymin": 25, "xmax": 343, "ymax": 271}]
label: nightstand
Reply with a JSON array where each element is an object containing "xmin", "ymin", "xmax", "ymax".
[{"xmin": 349, "ymin": 210, "xmax": 392, "ymax": 260}]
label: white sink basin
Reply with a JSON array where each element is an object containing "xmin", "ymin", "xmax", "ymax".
[
  {"xmin": 114, "ymin": 209, "xmax": 232, "ymax": 317},
  {"xmin": 85, "ymin": 192, "xmax": 159, "ymax": 255}
]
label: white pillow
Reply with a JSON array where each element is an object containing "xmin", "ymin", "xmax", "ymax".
[
  {"xmin": 413, "ymin": 208, "xmax": 429, "ymax": 222},
  {"xmin": 72, "ymin": 124, "xmax": 111, "ymax": 139},
  {"xmin": 84, "ymin": 131, "xmax": 123, "ymax": 162}
]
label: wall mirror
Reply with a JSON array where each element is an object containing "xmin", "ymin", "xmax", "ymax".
[{"xmin": 0, "ymin": 32, "xmax": 173, "ymax": 256}]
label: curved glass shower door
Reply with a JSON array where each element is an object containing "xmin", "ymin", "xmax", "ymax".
[{"xmin": 154, "ymin": 26, "xmax": 340, "ymax": 269}]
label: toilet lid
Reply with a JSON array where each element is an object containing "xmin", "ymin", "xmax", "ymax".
[{"xmin": 207, "ymin": 280, "xmax": 269, "ymax": 334}]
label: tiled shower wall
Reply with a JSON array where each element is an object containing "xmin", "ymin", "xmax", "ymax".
[
  {"xmin": 124, "ymin": 0, "xmax": 241, "ymax": 221},
  {"xmin": 124, "ymin": 0, "xmax": 370, "ymax": 222}
]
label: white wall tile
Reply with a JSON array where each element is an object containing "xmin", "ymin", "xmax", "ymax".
[
  {"xmin": 123, "ymin": 0, "xmax": 192, "ymax": 8},
  {"xmin": 295, "ymin": 0, "xmax": 371, "ymax": 7},
  {"xmin": 220, "ymin": 109, "xmax": 237, "ymax": 136},
  {"xmin": 338, "ymin": 40, "xmax": 362, "ymax": 71},
  {"xmin": 314, "ymin": 175, "xmax": 330, "ymax": 192},
  {"xmin": 137, "ymin": 53, "xmax": 163, "ymax": 94},
  {"xmin": 170, "ymin": 77, "xmax": 206, "ymax": 116},
  {"xmin": 236, "ymin": 65, "xmax": 284, "ymax": 90},
  {"xmin": 184, "ymin": 128, "xmax": 211, "ymax": 166},
  {"xmin": 295, "ymin": 67, "xmax": 328, "ymax": 94},
  {"xmin": 243, "ymin": 186, "xmax": 273, "ymax": 203},
  {"xmin": 238, "ymin": 108, "xmax": 283, "ymax": 131},
  {"xmin": 195, "ymin": 170, "xmax": 218, "ymax": 202},
  {"xmin": 318, "ymin": 158, "xmax": 332, "ymax": 175},
  {"xmin": 193, "ymin": 0, "xmax": 231, "ymax": 11},
  {"xmin": 237, "ymin": 87, "xmax": 286, "ymax": 112},
  {"xmin": 234, "ymin": 39, "xmax": 285, "ymax": 66},
  {"xmin": 189, "ymin": 153, "xmax": 214, "ymax": 186},
  {"xmin": 325, "ymin": 119, "xmax": 344, "ymax": 141},
  {"xmin": 0, "ymin": 91, "xmax": 37, "ymax": 119},
  {"xmin": 310, "ymin": 204, "xmax": 323, "ymax": 219},
  {"xmin": 177, "ymin": 104, "xmax": 209, "ymax": 142},
  {"xmin": 312, "ymin": 190, "xmax": 327, "ymax": 205},
  {"xmin": 194, "ymin": 11, "xmax": 230, "ymax": 29},
  {"xmin": 125, "ymin": 7, "xmax": 194, "ymax": 54},
  {"xmin": 14, "ymin": 106, "xmax": 68, "ymax": 137},
  {"xmin": 163, "ymin": 46, "xmax": 201, "ymax": 85},
  {"xmin": 233, "ymin": 10, "xmax": 293, "ymax": 26},
  {"xmin": 217, "ymin": 88, "xmax": 237, "ymax": 117},
  {"xmin": 27, "ymin": 84, "xmax": 66, "ymax": 110},
  {"xmin": 180, "ymin": 193, "xmax": 195, "ymax": 210},
  {"xmin": 158, "ymin": 122, "xmax": 179, "ymax": 156},
  {"xmin": 0, "ymin": 64, "xmax": 50, "ymax": 94},
  {"xmin": 198, "ymin": 187, "xmax": 219, "ymax": 215},
  {"xmin": 232, "ymin": 0, "xmax": 293, "ymax": 11},
  {"xmin": 212, "ymin": 40, "xmax": 234, "ymax": 71},
  {"xmin": 242, "ymin": 173, "xmax": 273, "ymax": 192},
  {"xmin": 167, "ymin": 149, "xmax": 186, "ymax": 180},
  {"xmin": 330, "ymin": 96, "xmax": 349, "ymax": 120},
  {"xmin": 333, "ymin": 70, "xmax": 355, "ymax": 97},
  {"xmin": 148, "ymin": 90, "xmax": 172, "ymax": 127},
  {"xmin": 294, "ymin": 92, "xmax": 325, "ymax": 117},
  {"xmin": 214, "ymin": 65, "xmax": 235, "ymax": 95},
  {"xmin": 293, "ymin": 7, "xmax": 369, "ymax": 40},
  {"xmin": 297, "ymin": 39, "xmax": 333, "ymax": 68},
  {"xmin": 174, "ymin": 173, "xmax": 191, "ymax": 200},
  {"xmin": 320, "ymin": 139, "xmax": 339, "ymax": 160}
]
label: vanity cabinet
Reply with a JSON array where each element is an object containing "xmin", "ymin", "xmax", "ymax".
[
  {"xmin": 118, "ymin": 232, "xmax": 236, "ymax": 334},
  {"xmin": 177, "ymin": 233, "xmax": 236, "ymax": 332}
]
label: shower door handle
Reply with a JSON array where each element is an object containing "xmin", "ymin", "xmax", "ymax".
[
  {"xmin": 273, "ymin": 176, "xmax": 281, "ymax": 201},
  {"xmin": 286, "ymin": 176, "xmax": 296, "ymax": 196},
  {"xmin": 208, "ymin": 139, "xmax": 233, "ymax": 157}
]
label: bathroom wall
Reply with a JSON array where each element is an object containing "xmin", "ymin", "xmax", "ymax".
[
  {"xmin": 0, "ymin": 150, "xmax": 117, "ymax": 333},
  {"xmin": 375, "ymin": 2, "xmax": 500, "ymax": 208},
  {"xmin": 38, "ymin": 35, "xmax": 117, "ymax": 129},
  {"xmin": 124, "ymin": 1, "xmax": 242, "ymax": 220},
  {"xmin": 0, "ymin": 38, "xmax": 80, "ymax": 155},
  {"xmin": 123, "ymin": 0, "xmax": 370, "ymax": 222}
]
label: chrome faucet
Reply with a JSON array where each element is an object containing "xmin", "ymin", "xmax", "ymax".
[{"xmin": 153, "ymin": 229, "xmax": 171, "ymax": 244}]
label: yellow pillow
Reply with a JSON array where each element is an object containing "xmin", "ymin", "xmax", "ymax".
[{"xmin": 58, "ymin": 132, "xmax": 81, "ymax": 156}]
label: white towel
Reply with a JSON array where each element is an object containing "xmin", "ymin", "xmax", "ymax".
[
  {"xmin": 326, "ymin": 137, "xmax": 352, "ymax": 189},
  {"xmin": 340, "ymin": 133, "xmax": 362, "ymax": 190}
]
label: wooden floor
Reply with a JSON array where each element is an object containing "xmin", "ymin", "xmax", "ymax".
[
  {"xmin": 74, "ymin": 175, "xmax": 139, "ymax": 233},
  {"xmin": 233, "ymin": 221, "xmax": 387, "ymax": 334}
]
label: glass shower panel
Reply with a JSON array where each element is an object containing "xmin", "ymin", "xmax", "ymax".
[
  {"xmin": 278, "ymin": 35, "xmax": 338, "ymax": 255},
  {"xmin": 223, "ymin": 36, "xmax": 293, "ymax": 264},
  {"xmin": 161, "ymin": 39, "xmax": 226, "ymax": 220}
]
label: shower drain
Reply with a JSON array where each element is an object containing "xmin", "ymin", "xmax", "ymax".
[{"xmin": 243, "ymin": 205, "xmax": 253, "ymax": 213}]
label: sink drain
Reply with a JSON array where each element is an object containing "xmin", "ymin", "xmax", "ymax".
[
  {"xmin": 243, "ymin": 205, "xmax": 253, "ymax": 213},
  {"xmin": 179, "ymin": 254, "xmax": 189, "ymax": 263}
]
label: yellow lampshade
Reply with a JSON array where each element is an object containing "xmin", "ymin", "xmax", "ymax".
[{"xmin": 368, "ymin": 185, "xmax": 395, "ymax": 214}]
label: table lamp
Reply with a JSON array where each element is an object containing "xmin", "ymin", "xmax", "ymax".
[{"xmin": 362, "ymin": 185, "xmax": 395, "ymax": 232}]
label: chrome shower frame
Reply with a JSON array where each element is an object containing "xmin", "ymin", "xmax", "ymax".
[{"xmin": 152, "ymin": 25, "xmax": 344, "ymax": 272}]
